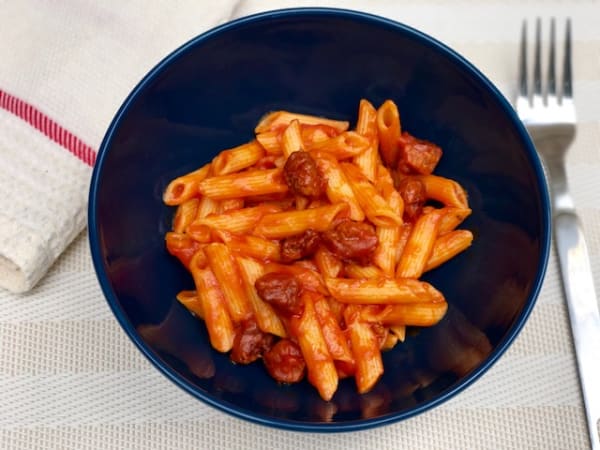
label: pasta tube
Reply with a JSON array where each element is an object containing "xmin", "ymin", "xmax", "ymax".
[{"xmin": 325, "ymin": 277, "xmax": 444, "ymax": 304}]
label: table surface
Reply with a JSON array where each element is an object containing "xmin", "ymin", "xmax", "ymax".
[{"xmin": 1, "ymin": 1, "xmax": 599, "ymax": 449}]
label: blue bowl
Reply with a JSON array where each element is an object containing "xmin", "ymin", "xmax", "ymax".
[{"xmin": 89, "ymin": 8, "xmax": 550, "ymax": 431}]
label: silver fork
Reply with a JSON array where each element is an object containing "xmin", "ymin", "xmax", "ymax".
[{"xmin": 517, "ymin": 19, "xmax": 600, "ymax": 449}]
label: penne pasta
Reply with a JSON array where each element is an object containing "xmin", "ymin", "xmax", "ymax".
[
  {"xmin": 396, "ymin": 209, "xmax": 444, "ymax": 279},
  {"xmin": 163, "ymin": 163, "xmax": 211, "ymax": 206},
  {"xmin": 256, "ymin": 110, "xmax": 349, "ymax": 134},
  {"xmin": 373, "ymin": 225, "xmax": 401, "ymax": 276},
  {"xmin": 256, "ymin": 130, "xmax": 283, "ymax": 155},
  {"xmin": 325, "ymin": 277, "xmax": 444, "ymax": 304},
  {"xmin": 312, "ymin": 152, "xmax": 364, "ymax": 221},
  {"xmin": 251, "ymin": 154, "xmax": 286, "ymax": 170},
  {"xmin": 341, "ymin": 162, "xmax": 402, "ymax": 227},
  {"xmin": 193, "ymin": 204, "xmax": 282, "ymax": 234},
  {"xmin": 344, "ymin": 264, "xmax": 384, "ymax": 279},
  {"xmin": 438, "ymin": 207, "xmax": 472, "ymax": 235},
  {"xmin": 395, "ymin": 223, "xmax": 413, "ymax": 264},
  {"xmin": 197, "ymin": 168, "xmax": 288, "ymax": 200},
  {"xmin": 186, "ymin": 223, "xmax": 212, "ymax": 243},
  {"xmin": 189, "ymin": 258, "xmax": 235, "ymax": 353},
  {"xmin": 378, "ymin": 302, "xmax": 448, "ymax": 327},
  {"xmin": 213, "ymin": 229, "xmax": 281, "ymax": 262},
  {"xmin": 386, "ymin": 195, "xmax": 405, "ymax": 220},
  {"xmin": 204, "ymin": 243, "xmax": 252, "ymax": 322},
  {"xmin": 236, "ymin": 256, "xmax": 287, "ymax": 337},
  {"xmin": 219, "ymin": 198, "xmax": 244, "ymax": 213},
  {"xmin": 212, "ymin": 141, "xmax": 265, "ymax": 175},
  {"xmin": 345, "ymin": 306, "xmax": 384, "ymax": 394},
  {"xmin": 326, "ymin": 297, "xmax": 346, "ymax": 325},
  {"xmin": 375, "ymin": 165, "xmax": 404, "ymax": 217},
  {"xmin": 416, "ymin": 174, "xmax": 469, "ymax": 209},
  {"xmin": 381, "ymin": 331, "xmax": 399, "ymax": 351},
  {"xmin": 352, "ymin": 146, "xmax": 379, "ymax": 183},
  {"xmin": 301, "ymin": 124, "xmax": 340, "ymax": 147},
  {"xmin": 358, "ymin": 304, "xmax": 391, "ymax": 323},
  {"xmin": 173, "ymin": 198, "xmax": 199, "ymax": 233},
  {"xmin": 314, "ymin": 247, "xmax": 343, "ymax": 278},
  {"xmin": 355, "ymin": 99, "xmax": 378, "ymax": 136},
  {"xmin": 290, "ymin": 293, "xmax": 338, "ymax": 401},
  {"xmin": 233, "ymin": 255, "xmax": 265, "ymax": 282},
  {"xmin": 313, "ymin": 294, "xmax": 354, "ymax": 363},
  {"xmin": 421, "ymin": 205, "xmax": 435, "ymax": 215},
  {"xmin": 307, "ymin": 131, "xmax": 370, "ymax": 160},
  {"xmin": 389, "ymin": 325, "xmax": 406, "ymax": 342},
  {"xmin": 425, "ymin": 230, "xmax": 474, "ymax": 272},
  {"xmin": 374, "ymin": 164, "xmax": 395, "ymax": 193},
  {"xmin": 196, "ymin": 196, "xmax": 220, "ymax": 220},
  {"xmin": 176, "ymin": 290, "xmax": 204, "ymax": 319},
  {"xmin": 376, "ymin": 100, "xmax": 401, "ymax": 167},
  {"xmin": 254, "ymin": 203, "xmax": 348, "ymax": 239},
  {"xmin": 165, "ymin": 232, "xmax": 204, "ymax": 269},
  {"xmin": 281, "ymin": 119, "xmax": 305, "ymax": 158},
  {"xmin": 353, "ymin": 99, "xmax": 379, "ymax": 182}
]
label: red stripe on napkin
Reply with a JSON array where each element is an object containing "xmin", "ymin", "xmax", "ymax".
[{"xmin": 0, "ymin": 89, "xmax": 96, "ymax": 166}]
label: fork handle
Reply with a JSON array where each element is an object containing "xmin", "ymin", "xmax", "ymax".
[{"xmin": 555, "ymin": 212, "xmax": 600, "ymax": 450}]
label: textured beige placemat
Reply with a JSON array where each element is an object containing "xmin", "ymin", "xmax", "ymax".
[{"xmin": 1, "ymin": 0, "xmax": 599, "ymax": 449}]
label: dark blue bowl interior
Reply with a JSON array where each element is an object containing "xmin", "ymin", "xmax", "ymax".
[{"xmin": 89, "ymin": 8, "xmax": 550, "ymax": 431}]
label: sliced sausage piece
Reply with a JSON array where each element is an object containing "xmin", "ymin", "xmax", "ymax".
[
  {"xmin": 322, "ymin": 219, "xmax": 378, "ymax": 264},
  {"xmin": 230, "ymin": 319, "xmax": 274, "ymax": 364},
  {"xmin": 283, "ymin": 151, "xmax": 326, "ymax": 198},
  {"xmin": 281, "ymin": 229, "xmax": 321, "ymax": 262},
  {"xmin": 397, "ymin": 132, "xmax": 443, "ymax": 175},
  {"xmin": 263, "ymin": 338, "xmax": 306, "ymax": 383},
  {"xmin": 397, "ymin": 176, "xmax": 426, "ymax": 222},
  {"xmin": 255, "ymin": 272, "xmax": 302, "ymax": 316}
]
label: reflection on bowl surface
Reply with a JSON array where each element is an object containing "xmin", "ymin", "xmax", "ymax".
[{"xmin": 89, "ymin": 8, "xmax": 550, "ymax": 431}]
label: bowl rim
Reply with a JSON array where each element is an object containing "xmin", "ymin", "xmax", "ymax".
[{"xmin": 88, "ymin": 7, "xmax": 551, "ymax": 432}]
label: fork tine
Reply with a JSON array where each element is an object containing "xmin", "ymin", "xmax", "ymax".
[
  {"xmin": 533, "ymin": 18, "xmax": 543, "ymax": 100},
  {"xmin": 563, "ymin": 18, "xmax": 573, "ymax": 99},
  {"xmin": 547, "ymin": 18, "xmax": 556, "ymax": 97},
  {"xmin": 519, "ymin": 20, "xmax": 528, "ymax": 100}
]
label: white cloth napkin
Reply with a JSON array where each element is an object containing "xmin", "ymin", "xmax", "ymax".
[{"xmin": 0, "ymin": 1, "xmax": 239, "ymax": 292}]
